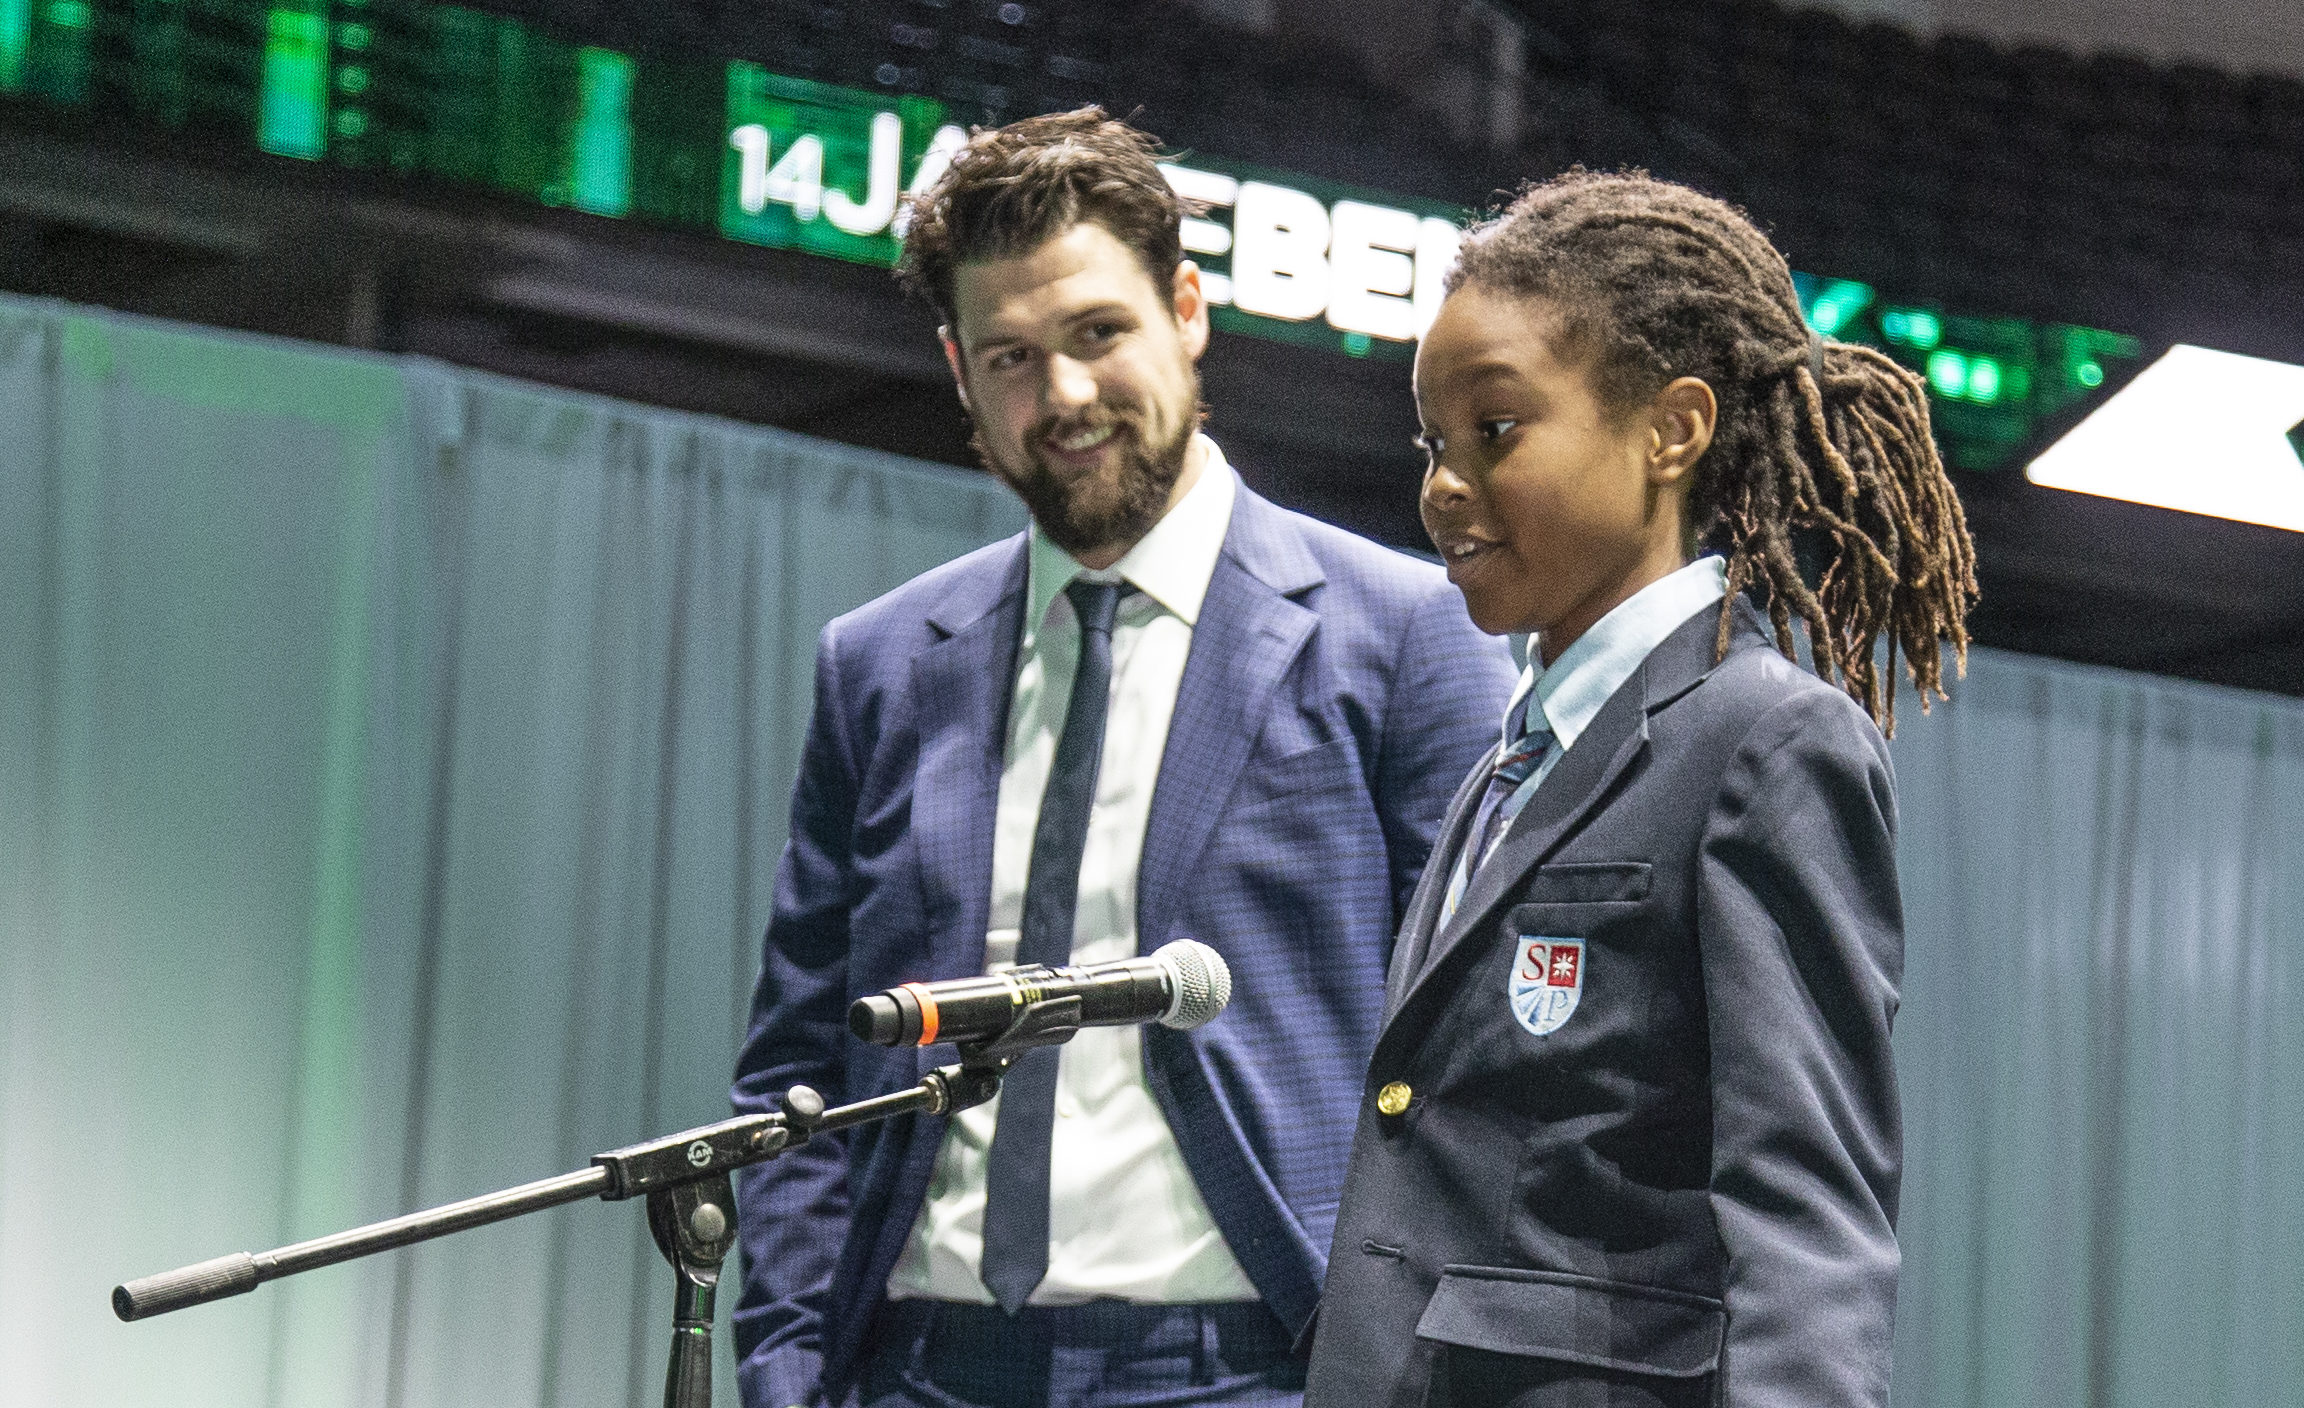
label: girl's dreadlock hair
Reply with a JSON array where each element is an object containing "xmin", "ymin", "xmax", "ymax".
[{"xmin": 1450, "ymin": 169, "xmax": 1977, "ymax": 732}]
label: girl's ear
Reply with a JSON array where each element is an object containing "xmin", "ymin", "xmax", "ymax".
[{"xmin": 1647, "ymin": 376, "xmax": 1717, "ymax": 487}]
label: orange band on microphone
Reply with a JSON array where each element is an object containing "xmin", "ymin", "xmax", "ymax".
[{"xmin": 901, "ymin": 982, "xmax": 939, "ymax": 1046}]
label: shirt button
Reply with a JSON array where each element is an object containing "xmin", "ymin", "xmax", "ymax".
[{"xmin": 1375, "ymin": 1081, "xmax": 1413, "ymax": 1116}]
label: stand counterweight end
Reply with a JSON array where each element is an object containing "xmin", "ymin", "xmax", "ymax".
[{"xmin": 114, "ymin": 1252, "xmax": 262, "ymax": 1321}]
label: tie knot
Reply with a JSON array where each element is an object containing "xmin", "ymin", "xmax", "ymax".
[
  {"xmin": 1065, "ymin": 579, "xmax": 1125, "ymax": 639},
  {"xmin": 1492, "ymin": 706, "xmax": 1552, "ymax": 787}
]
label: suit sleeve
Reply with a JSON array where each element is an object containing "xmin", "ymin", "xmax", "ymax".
[
  {"xmin": 730, "ymin": 623, "xmax": 863, "ymax": 1408},
  {"xmin": 1697, "ymin": 688, "xmax": 1904, "ymax": 1407},
  {"xmin": 1372, "ymin": 579, "xmax": 1518, "ymax": 922}
]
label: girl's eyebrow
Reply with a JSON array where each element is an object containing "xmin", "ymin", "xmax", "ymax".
[{"xmin": 1433, "ymin": 358, "xmax": 1529, "ymax": 395}]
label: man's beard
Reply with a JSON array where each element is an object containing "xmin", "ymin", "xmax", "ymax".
[{"xmin": 976, "ymin": 389, "xmax": 1200, "ymax": 561}]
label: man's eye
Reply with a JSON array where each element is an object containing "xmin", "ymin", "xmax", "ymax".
[
  {"xmin": 1412, "ymin": 432, "xmax": 1444, "ymax": 460},
  {"xmin": 987, "ymin": 347, "xmax": 1030, "ymax": 371},
  {"xmin": 1478, "ymin": 418, "xmax": 1519, "ymax": 443},
  {"xmin": 1081, "ymin": 322, "xmax": 1121, "ymax": 345}
]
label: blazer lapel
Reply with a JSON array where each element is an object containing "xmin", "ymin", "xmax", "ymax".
[
  {"xmin": 1385, "ymin": 596, "xmax": 1760, "ymax": 1026},
  {"xmin": 1393, "ymin": 684, "xmax": 1651, "ymax": 1016},
  {"xmin": 1136, "ymin": 489, "xmax": 1323, "ymax": 954},
  {"xmin": 907, "ymin": 537, "xmax": 1029, "ymax": 1008}
]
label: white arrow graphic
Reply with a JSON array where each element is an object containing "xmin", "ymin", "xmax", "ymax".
[{"xmin": 2028, "ymin": 344, "xmax": 2304, "ymax": 533}]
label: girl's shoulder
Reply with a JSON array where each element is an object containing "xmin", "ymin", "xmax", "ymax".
[{"xmin": 1660, "ymin": 633, "xmax": 1892, "ymax": 777}]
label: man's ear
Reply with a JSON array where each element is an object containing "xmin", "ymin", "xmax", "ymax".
[
  {"xmin": 940, "ymin": 328, "xmax": 970, "ymax": 410},
  {"xmin": 1173, "ymin": 261, "xmax": 1211, "ymax": 361},
  {"xmin": 1647, "ymin": 376, "xmax": 1717, "ymax": 488}
]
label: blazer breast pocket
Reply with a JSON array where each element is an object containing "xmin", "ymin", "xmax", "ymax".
[
  {"xmin": 1231, "ymin": 735, "xmax": 1360, "ymax": 813},
  {"xmin": 1510, "ymin": 861, "xmax": 1652, "ymax": 909}
]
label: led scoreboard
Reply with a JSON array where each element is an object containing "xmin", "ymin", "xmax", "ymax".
[
  {"xmin": 0, "ymin": 0, "xmax": 2143, "ymax": 466},
  {"xmin": 717, "ymin": 65, "xmax": 1464, "ymax": 356}
]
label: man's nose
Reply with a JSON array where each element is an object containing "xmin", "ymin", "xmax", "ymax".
[{"xmin": 1041, "ymin": 355, "xmax": 1097, "ymax": 415}]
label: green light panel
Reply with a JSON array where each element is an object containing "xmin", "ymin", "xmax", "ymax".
[
  {"xmin": 1, "ymin": 0, "xmax": 29, "ymax": 92},
  {"xmin": 571, "ymin": 47, "xmax": 633, "ymax": 216},
  {"xmin": 1806, "ymin": 278, "xmax": 1874, "ymax": 336},
  {"xmin": 14, "ymin": 0, "xmax": 93, "ymax": 103},
  {"xmin": 1797, "ymin": 272, "xmax": 2145, "ymax": 470},
  {"xmin": 0, "ymin": 0, "xmax": 2150, "ymax": 470},
  {"xmin": 258, "ymin": 7, "xmax": 328, "ymax": 158}
]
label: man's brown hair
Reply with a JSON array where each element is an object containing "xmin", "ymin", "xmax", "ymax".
[{"xmin": 898, "ymin": 107, "xmax": 1187, "ymax": 332}]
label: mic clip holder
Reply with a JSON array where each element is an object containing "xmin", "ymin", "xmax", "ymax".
[{"xmin": 956, "ymin": 993, "xmax": 1084, "ymax": 1068}]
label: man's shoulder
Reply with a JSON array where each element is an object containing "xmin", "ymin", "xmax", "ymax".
[
  {"xmin": 1230, "ymin": 488, "xmax": 1451, "ymax": 610},
  {"xmin": 1225, "ymin": 490, "xmax": 1510, "ymax": 717},
  {"xmin": 824, "ymin": 532, "xmax": 1026, "ymax": 651}
]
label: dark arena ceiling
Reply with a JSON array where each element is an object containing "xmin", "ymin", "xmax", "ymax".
[{"xmin": 1, "ymin": 0, "xmax": 2299, "ymax": 695}]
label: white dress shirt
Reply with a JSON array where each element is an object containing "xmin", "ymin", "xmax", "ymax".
[
  {"xmin": 1444, "ymin": 555, "xmax": 1730, "ymax": 911},
  {"xmin": 886, "ymin": 437, "xmax": 1259, "ymax": 1306}
]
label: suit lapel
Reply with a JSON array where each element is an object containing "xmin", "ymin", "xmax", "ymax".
[
  {"xmin": 907, "ymin": 537, "xmax": 1029, "ymax": 1006},
  {"xmin": 853, "ymin": 543, "xmax": 1028, "ymax": 1323},
  {"xmin": 1136, "ymin": 489, "xmax": 1323, "ymax": 954},
  {"xmin": 1384, "ymin": 749, "xmax": 1494, "ymax": 1016}
]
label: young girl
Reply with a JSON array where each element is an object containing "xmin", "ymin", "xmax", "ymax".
[{"xmin": 1303, "ymin": 171, "xmax": 1975, "ymax": 1408}]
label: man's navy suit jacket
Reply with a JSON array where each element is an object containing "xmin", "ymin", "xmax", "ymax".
[
  {"xmin": 730, "ymin": 483, "xmax": 1517, "ymax": 1408},
  {"xmin": 1305, "ymin": 600, "xmax": 1904, "ymax": 1408}
]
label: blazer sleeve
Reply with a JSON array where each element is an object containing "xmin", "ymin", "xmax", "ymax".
[
  {"xmin": 730, "ymin": 623, "xmax": 864, "ymax": 1408},
  {"xmin": 1372, "ymin": 579, "xmax": 1518, "ymax": 921},
  {"xmin": 1696, "ymin": 688, "xmax": 1904, "ymax": 1408}
]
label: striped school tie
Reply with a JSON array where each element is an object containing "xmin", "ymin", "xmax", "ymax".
[
  {"xmin": 1465, "ymin": 708, "xmax": 1554, "ymax": 878},
  {"xmin": 1441, "ymin": 703, "xmax": 1554, "ymax": 925}
]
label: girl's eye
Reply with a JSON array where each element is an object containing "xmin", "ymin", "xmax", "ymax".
[
  {"xmin": 1478, "ymin": 418, "xmax": 1519, "ymax": 443},
  {"xmin": 1412, "ymin": 432, "xmax": 1444, "ymax": 464}
]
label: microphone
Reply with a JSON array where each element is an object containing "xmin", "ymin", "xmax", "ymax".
[{"xmin": 849, "ymin": 939, "xmax": 1232, "ymax": 1047}]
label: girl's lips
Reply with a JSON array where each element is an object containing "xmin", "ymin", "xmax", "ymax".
[{"xmin": 1440, "ymin": 537, "xmax": 1502, "ymax": 585}]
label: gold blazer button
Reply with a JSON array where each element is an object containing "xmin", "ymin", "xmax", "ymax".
[{"xmin": 1375, "ymin": 1081, "xmax": 1413, "ymax": 1116}]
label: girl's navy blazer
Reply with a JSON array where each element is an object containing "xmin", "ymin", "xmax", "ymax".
[{"xmin": 1307, "ymin": 597, "xmax": 1903, "ymax": 1408}]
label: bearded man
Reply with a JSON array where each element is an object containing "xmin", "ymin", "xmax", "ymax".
[{"xmin": 730, "ymin": 109, "xmax": 1514, "ymax": 1408}]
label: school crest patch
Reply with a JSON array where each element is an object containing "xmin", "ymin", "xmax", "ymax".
[{"xmin": 1509, "ymin": 937, "xmax": 1584, "ymax": 1036}]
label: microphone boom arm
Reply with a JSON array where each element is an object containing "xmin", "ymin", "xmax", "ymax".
[{"xmin": 110, "ymin": 1035, "xmax": 1052, "ymax": 1408}]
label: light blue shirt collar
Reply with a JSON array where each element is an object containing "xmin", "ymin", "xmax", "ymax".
[{"xmin": 1504, "ymin": 556, "xmax": 1730, "ymax": 753}]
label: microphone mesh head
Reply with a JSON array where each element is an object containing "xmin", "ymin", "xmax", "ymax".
[{"xmin": 1153, "ymin": 940, "xmax": 1232, "ymax": 1030}]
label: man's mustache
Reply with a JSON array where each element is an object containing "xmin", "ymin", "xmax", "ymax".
[{"xmin": 1030, "ymin": 409, "xmax": 1142, "ymax": 448}]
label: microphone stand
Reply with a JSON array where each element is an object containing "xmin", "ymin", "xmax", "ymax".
[{"xmin": 112, "ymin": 995, "xmax": 1088, "ymax": 1408}]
